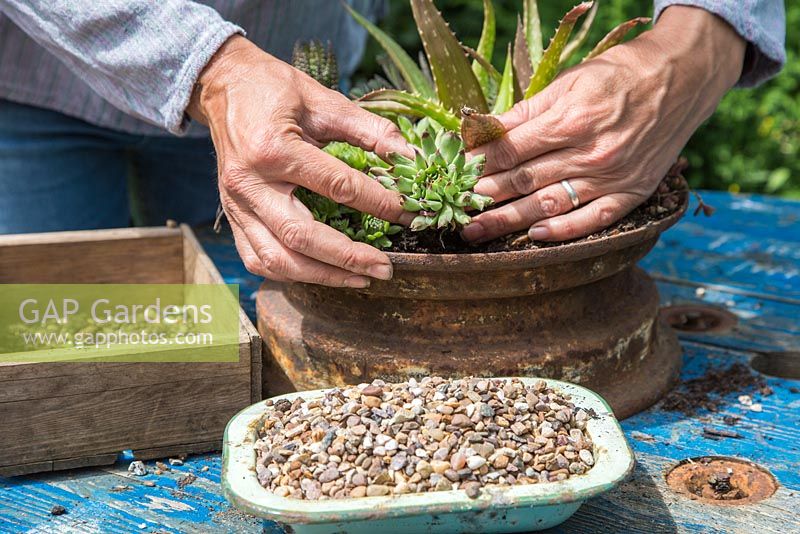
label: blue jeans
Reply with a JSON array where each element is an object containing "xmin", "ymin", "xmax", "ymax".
[{"xmin": 0, "ymin": 100, "xmax": 219, "ymax": 233}]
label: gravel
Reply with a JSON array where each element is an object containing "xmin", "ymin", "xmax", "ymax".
[{"xmin": 254, "ymin": 377, "xmax": 596, "ymax": 500}]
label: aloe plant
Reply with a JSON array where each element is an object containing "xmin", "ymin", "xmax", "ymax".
[{"xmin": 348, "ymin": 0, "xmax": 650, "ymax": 140}]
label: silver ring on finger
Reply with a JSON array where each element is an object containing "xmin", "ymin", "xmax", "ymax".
[{"xmin": 560, "ymin": 180, "xmax": 580, "ymax": 209}]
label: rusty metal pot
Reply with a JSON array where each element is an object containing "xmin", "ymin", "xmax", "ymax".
[{"xmin": 257, "ymin": 205, "xmax": 685, "ymax": 419}]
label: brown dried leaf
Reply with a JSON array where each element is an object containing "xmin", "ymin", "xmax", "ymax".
[{"xmin": 460, "ymin": 107, "xmax": 506, "ymax": 150}]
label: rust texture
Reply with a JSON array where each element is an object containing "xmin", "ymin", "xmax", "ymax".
[
  {"xmin": 751, "ymin": 351, "xmax": 800, "ymax": 379},
  {"xmin": 257, "ymin": 205, "xmax": 686, "ymax": 419},
  {"xmin": 666, "ymin": 457, "xmax": 778, "ymax": 505},
  {"xmin": 660, "ymin": 305, "xmax": 739, "ymax": 333}
]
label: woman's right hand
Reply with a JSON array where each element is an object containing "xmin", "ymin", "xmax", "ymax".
[{"xmin": 188, "ymin": 36, "xmax": 414, "ymax": 288}]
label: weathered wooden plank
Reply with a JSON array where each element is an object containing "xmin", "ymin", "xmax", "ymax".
[
  {"xmin": 133, "ymin": 441, "xmax": 222, "ymax": 461},
  {"xmin": 623, "ymin": 341, "xmax": 800, "ymax": 486},
  {"xmin": 553, "ymin": 451, "xmax": 800, "ymax": 533},
  {"xmin": 656, "ymin": 281, "xmax": 800, "ymax": 353},
  {"xmin": 0, "ymin": 362, "xmax": 251, "ymax": 400},
  {"xmin": 0, "ymin": 376, "xmax": 251, "ymax": 467},
  {"xmin": 1, "ymin": 456, "xmax": 263, "ymax": 533},
  {"xmin": 184, "ymin": 224, "xmax": 263, "ymax": 403},
  {"xmin": 641, "ymin": 193, "xmax": 800, "ymax": 299},
  {"xmin": 0, "ymin": 227, "xmax": 184, "ymax": 284}
]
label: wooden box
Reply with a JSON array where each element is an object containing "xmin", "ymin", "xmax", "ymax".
[{"xmin": 0, "ymin": 225, "xmax": 261, "ymax": 476}]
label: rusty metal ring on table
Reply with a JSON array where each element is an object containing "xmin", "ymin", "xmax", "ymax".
[{"xmin": 560, "ymin": 180, "xmax": 580, "ymax": 209}]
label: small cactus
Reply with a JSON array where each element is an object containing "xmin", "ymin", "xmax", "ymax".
[{"xmin": 292, "ymin": 40, "xmax": 339, "ymax": 89}]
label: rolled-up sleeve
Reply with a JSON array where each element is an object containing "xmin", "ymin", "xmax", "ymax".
[
  {"xmin": 0, "ymin": 0, "xmax": 243, "ymax": 134},
  {"xmin": 654, "ymin": 1, "xmax": 786, "ymax": 87}
]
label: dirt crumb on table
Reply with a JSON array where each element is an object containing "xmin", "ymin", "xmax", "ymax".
[
  {"xmin": 177, "ymin": 473, "xmax": 197, "ymax": 489},
  {"xmin": 659, "ymin": 363, "xmax": 772, "ymax": 415}
]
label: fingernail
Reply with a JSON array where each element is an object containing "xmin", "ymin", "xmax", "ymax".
[
  {"xmin": 472, "ymin": 182, "xmax": 488, "ymax": 196},
  {"xmin": 529, "ymin": 225, "xmax": 550, "ymax": 241},
  {"xmin": 344, "ymin": 276, "xmax": 371, "ymax": 288},
  {"xmin": 367, "ymin": 263, "xmax": 393, "ymax": 280},
  {"xmin": 461, "ymin": 222, "xmax": 485, "ymax": 241},
  {"xmin": 399, "ymin": 212, "xmax": 416, "ymax": 226}
]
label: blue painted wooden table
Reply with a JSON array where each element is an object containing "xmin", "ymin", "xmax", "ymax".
[{"xmin": 2, "ymin": 191, "xmax": 799, "ymax": 533}]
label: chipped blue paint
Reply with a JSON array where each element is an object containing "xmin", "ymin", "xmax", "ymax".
[{"xmin": 1, "ymin": 191, "xmax": 798, "ymax": 533}]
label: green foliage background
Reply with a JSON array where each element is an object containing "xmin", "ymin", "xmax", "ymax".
[{"xmin": 354, "ymin": 0, "xmax": 799, "ymax": 198}]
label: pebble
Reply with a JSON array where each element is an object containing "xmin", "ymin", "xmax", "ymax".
[
  {"xmin": 128, "ymin": 461, "xmax": 147, "ymax": 476},
  {"xmin": 361, "ymin": 385, "xmax": 383, "ymax": 397},
  {"xmin": 431, "ymin": 460, "xmax": 450, "ymax": 474},
  {"xmin": 301, "ymin": 479, "xmax": 322, "ymax": 499},
  {"xmin": 318, "ymin": 467, "xmax": 340, "ymax": 483},
  {"xmin": 451, "ymin": 414, "xmax": 472, "ymax": 427},
  {"xmin": 493, "ymin": 455, "xmax": 510, "ymax": 469},
  {"xmin": 363, "ymin": 396, "xmax": 382, "ymax": 408},
  {"xmin": 479, "ymin": 403, "xmax": 495, "ymax": 418},
  {"xmin": 463, "ymin": 482, "xmax": 482, "ymax": 499},
  {"xmin": 390, "ymin": 454, "xmax": 407, "ymax": 471},
  {"xmin": 254, "ymin": 377, "xmax": 595, "ymax": 500},
  {"xmin": 450, "ymin": 452, "xmax": 467, "ymax": 470},
  {"xmin": 366, "ymin": 484, "xmax": 391, "ymax": 497},
  {"xmin": 467, "ymin": 456, "xmax": 487, "ymax": 470},
  {"xmin": 350, "ymin": 486, "xmax": 367, "ymax": 498},
  {"xmin": 416, "ymin": 460, "xmax": 433, "ymax": 478},
  {"xmin": 50, "ymin": 505, "xmax": 67, "ymax": 516}
]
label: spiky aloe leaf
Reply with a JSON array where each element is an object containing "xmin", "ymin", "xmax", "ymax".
[
  {"xmin": 584, "ymin": 17, "xmax": 651, "ymax": 61},
  {"xmin": 410, "ymin": 0, "xmax": 489, "ymax": 113},
  {"xmin": 523, "ymin": 0, "xmax": 543, "ymax": 72},
  {"xmin": 524, "ymin": 2, "xmax": 594, "ymax": 99},
  {"xmin": 492, "ymin": 45, "xmax": 516, "ymax": 114},
  {"xmin": 461, "ymin": 107, "xmax": 505, "ymax": 150},
  {"xmin": 559, "ymin": 0, "xmax": 599, "ymax": 66},
  {"xmin": 463, "ymin": 46, "xmax": 502, "ymax": 84},
  {"xmin": 471, "ymin": 0, "xmax": 496, "ymax": 96},
  {"xmin": 512, "ymin": 17, "xmax": 532, "ymax": 98},
  {"xmin": 359, "ymin": 89, "xmax": 460, "ymax": 131},
  {"xmin": 357, "ymin": 99, "xmax": 422, "ymax": 118},
  {"xmin": 418, "ymin": 51, "xmax": 434, "ymax": 85},
  {"xmin": 343, "ymin": 2, "xmax": 435, "ymax": 99},
  {"xmin": 376, "ymin": 54, "xmax": 408, "ymax": 91}
]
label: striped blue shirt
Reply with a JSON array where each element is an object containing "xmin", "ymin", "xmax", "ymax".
[
  {"xmin": 0, "ymin": 1, "xmax": 785, "ymax": 138},
  {"xmin": 0, "ymin": 0, "xmax": 385, "ymax": 136}
]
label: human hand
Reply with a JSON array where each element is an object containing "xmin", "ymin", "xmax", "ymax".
[
  {"xmin": 462, "ymin": 6, "xmax": 745, "ymax": 244},
  {"xmin": 188, "ymin": 36, "xmax": 413, "ymax": 287}
]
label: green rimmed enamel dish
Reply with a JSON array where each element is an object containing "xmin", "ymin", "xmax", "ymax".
[{"xmin": 222, "ymin": 378, "xmax": 634, "ymax": 534}]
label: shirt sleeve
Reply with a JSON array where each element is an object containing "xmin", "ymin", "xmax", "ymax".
[
  {"xmin": 0, "ymin": 0, "xmax": 243, "ymax": 134},
  {"xmin": 653, "ymin": 1, "xmax": 786, "ymax": 87}
]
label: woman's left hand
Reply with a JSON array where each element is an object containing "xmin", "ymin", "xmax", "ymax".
[{"xmin": 462, "ymin": 6, "xmax": 745, "ymax": 244}]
